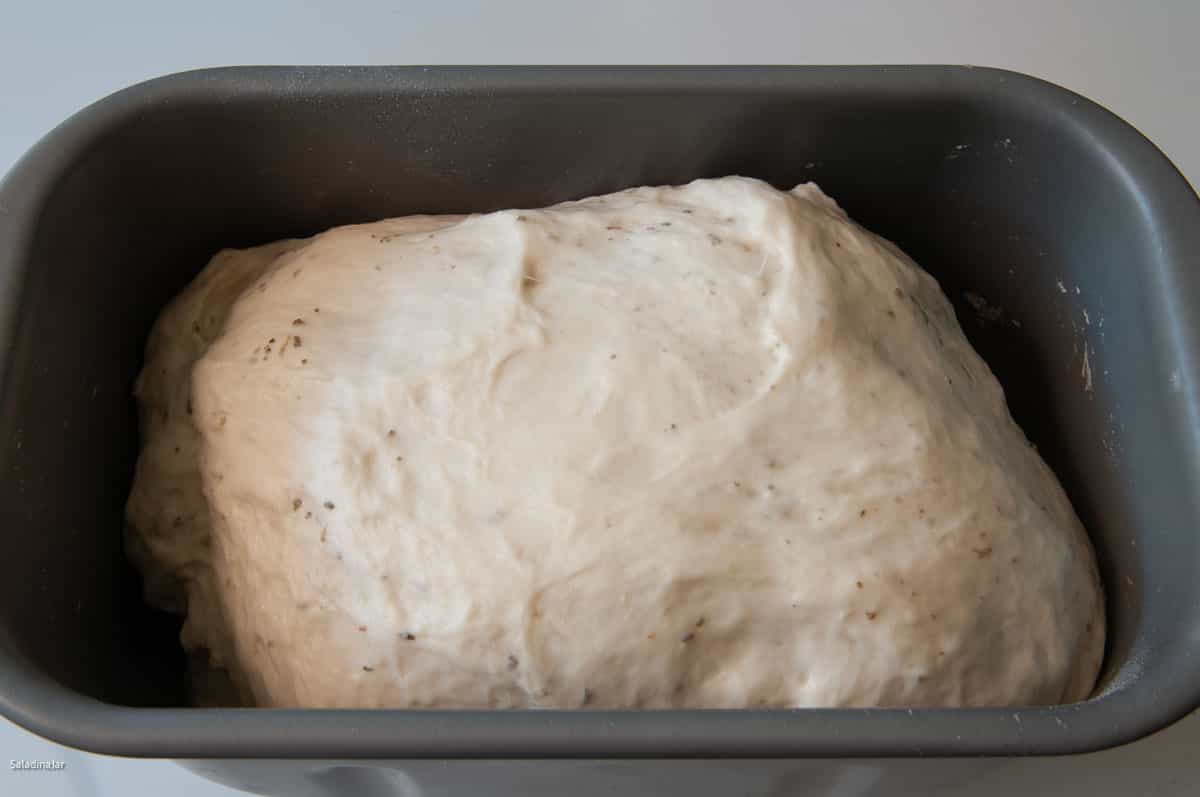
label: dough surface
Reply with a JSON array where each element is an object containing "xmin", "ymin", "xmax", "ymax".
[{"xmin": 126, "ymin": 177, "xmax": 1104, "ymax": 708}]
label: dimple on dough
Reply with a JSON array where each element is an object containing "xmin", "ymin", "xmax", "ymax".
[{"xmin": 126, "ymin": 177, "xmax": 1105, "ymax": 709}]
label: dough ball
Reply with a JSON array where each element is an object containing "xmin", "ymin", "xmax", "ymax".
[{"xmin": 127, "ymin": 177, "xmax": 1104, "ymax": 708}]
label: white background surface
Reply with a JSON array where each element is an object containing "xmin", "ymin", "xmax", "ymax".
[{"xmin": 1, "ymin": 1, "xmax": 1197, "ymax": 795}]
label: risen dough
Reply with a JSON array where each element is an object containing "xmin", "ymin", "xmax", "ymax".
[{"xmin": 127, "ymin": 177, "xmax": 1104, "ymax": 708}]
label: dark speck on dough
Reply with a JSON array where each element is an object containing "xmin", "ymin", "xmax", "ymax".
[
  {"xmin": 517, "ymin": 215, "xmax": 528, "ymax": 222},
  {"xmin": 292, "ymin": 498, "xmax": 302, "ymax": 511},
  {"xmin": 681, "ymin": 632, "xmax": 695, "ymax": 643},
  {"xmin": 324, "ymin": 501, "xmax": 335, "ymax": 510},
  {"xmin": 894, "ymin": 287, "xmax": 905, "ymax": 299},
  {"xmin": 973, "ymin": 546, "xmax": 993, "ymax": 559},
  {"xmin": 856, "ymin": 581, "xmax": 863, "ymax": 589},
  {"xmin": 387, "ymin": 429, "xmax": 397, "ymax": 438},
  {"xmin": 362, "ymin": 665, "xmax": 374, "ymax": 672},
  {"xmin": 301, "ymin": 359, "xmax": 308, "ymax": 365},
  {"xmin": 507, "ymin": 655, "xmax": 519, "ymax": 670},
  {"xmin": 293, "ymin": 335, "xmax": 302, "ymax": 347},
  {"xmin": 695, "ymin": 617, "xmax": 705, "ymax": 628},
  {"xmin": 707, "ymin": 233, "xmax": 723, "ymax": 246},
  {"xmin": 357, "ymin": 625, "xmax": 367, "ymax": 632},
  {"xmin": 582, "ymin": 688, "xmax": 594, "ymax": 705},
  {"xmin": 859, "ymin": 508, "xmax": 868, "ymax": 518},
  {"xmin": 401, "ymin": 632, "xmax": 416, "ymax": 641},
  {"xmin": 305, "ymin": 511, "xmax": 312, "ymax": 519},
  {"xmin": 865, "ymin": 611, "xmax": 878, "ymax": 621},
  {"xmin": 292, "ymin": 318, "xmax": 305, "ymax": 326}
]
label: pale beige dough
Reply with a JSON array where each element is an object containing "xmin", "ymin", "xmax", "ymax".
[{"xmin": 126, "ymin": 177, "xmax": 1104, "ymax": 708}]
